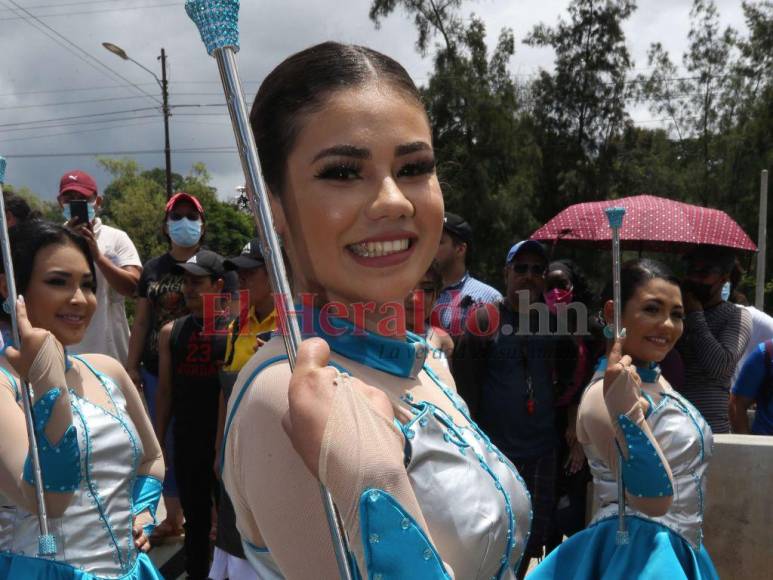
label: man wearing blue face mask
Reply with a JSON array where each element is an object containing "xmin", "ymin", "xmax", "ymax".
[
  {"xmin": 59, "ymin": 170, "xmax": 142, "ymax": 365},
  {"xmin": 127, "ymin": 191, "xmax": 237, "ymax": 542}
]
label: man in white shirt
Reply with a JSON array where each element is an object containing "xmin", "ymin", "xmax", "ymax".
[{"xmin": 58, "ymin": 170, "xmax": 142, "ymax": 364}]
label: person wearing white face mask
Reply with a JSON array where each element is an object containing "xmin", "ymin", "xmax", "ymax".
[
  {"xmin": 58, "ymin": 170, "xmax": 143, "ymax": 366},
  {"xmin": 126, "ymin": 191, "xmax": 206, "ymax": 542}
]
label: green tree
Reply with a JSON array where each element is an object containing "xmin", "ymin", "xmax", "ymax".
[
  {"xmin": 98, "ymin": 158, "xmax": 253, "ymax": 261},
  {"xmin": 524, "ymin": 0, "xmax": 637, "ymax": 216},
  {"xmin": 371, "ymin": 0, "xmax": 540, "ymax": 284},
  {"xmin": 2, "ymin": 183, "xmax": 61, "ymax": 222},
  {"xmin": 638, "ymin": 0, "xmax": 738, "ymax": 206}
]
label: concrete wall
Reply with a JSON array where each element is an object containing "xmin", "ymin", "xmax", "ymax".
[{"xmin": 703, "ymin": 433, "xmax": 773, "ymax": 579}]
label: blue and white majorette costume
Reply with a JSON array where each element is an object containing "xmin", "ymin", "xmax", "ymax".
[
  {"xmin": 222, "ymin": 309, "xmax": 532, "ymax": 579},
  {"xmin": 530, "ymin": 360, "xmax": 718, "ymax": 579},
  {"xmin": 0, "ymin": 355, "xmax": 163, "ymax": 580}
]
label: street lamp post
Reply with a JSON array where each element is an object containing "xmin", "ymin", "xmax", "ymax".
[{"xmin": 103, "ymin": 42, "xmax": 173, "ymax": 199}]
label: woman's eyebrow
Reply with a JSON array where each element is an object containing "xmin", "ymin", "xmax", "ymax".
[
  {"xmin": 44, "ymin": 270, "xmax": 72, "ymax": 278},
  {"xmin": 395, "ymin": 141, "xmax": 431, "ymax": 156},
  {"xmin": 312, "ymin": 145, "xmax": 370, "ymax": 162}
]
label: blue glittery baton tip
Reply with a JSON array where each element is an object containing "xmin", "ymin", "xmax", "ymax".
[
  {"xmin": 38, "ymin": 534, "xmax": 57, "ymax": 556},
  {"xmin": 185, "ymin": 0, "xmax": 240, "ymax": 55},
  {"xmin": 605, "ymin": 206, "xmax": 626, "ymax": 228},
  {"xmin": 0, "ymin": 156, "xmax": 6, "ymax": 184}
]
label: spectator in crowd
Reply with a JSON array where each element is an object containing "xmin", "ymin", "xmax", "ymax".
[
  {"xmin": 58, "ymin": 170, "xmax": 142, "ymax": 365},
  {"xmin": 454, "ymin": 240, "xmax": 573, "ymax": 577},
  {"xmin": 677, "ymin": 244, "xmax": 752, "ymax": 433},
  {"xmin": 730, "ymin": 339, "xmax": 773, "ymax": 435},
  {"xmin": 3, "ymin": 190, "xmax": 40, "ymax": 227},
  {"xmin": 728, "ymin": 262, "xmax": 773, "ymax": 384},
  {"xmin": 432, "ymin": 211, "xmax": 501, "ymax": 337},
  {"xmin": 155, "ymin": 250, "xmax": 231, "ymax": 580},
  {"xmin": 210, "ymin": 239, "xmax": 276, "ymax": 580},
  {"xmin": 221, "ymin": 238, "xmax": 276, "ymax": 375},
  {"xmin": 544, "ymin": 259, "xmax": 595, "ymax": 547},
  {"xmin": 127, "ymin": 191, "xmax": 207, "ymax": 540},
  {"xmin": 404, "ymin": 262, "xmax": 454, "ymax": 361}
]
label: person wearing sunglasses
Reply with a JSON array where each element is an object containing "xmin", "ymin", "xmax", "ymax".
[
  {"xmin": 676, "ymin": 245, "xmax": 751, "ymax": 433},
  {"xmin": 454, "ymin": 240, "xmax": 573, "ymax": 577}
]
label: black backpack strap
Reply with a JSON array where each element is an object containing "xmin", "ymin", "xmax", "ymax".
[{"xmin": 169, "ymin": 316, "xmax": 187, "ymax": 356}]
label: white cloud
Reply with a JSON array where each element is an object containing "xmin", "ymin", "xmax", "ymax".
[{"xmin": 0, "ymin": 0, "xmax": 748, "ymax": 201}]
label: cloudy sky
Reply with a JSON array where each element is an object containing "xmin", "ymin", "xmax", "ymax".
[{"xmin": 0, "ymin": 0, "xmax": 748, "ymax": 203}]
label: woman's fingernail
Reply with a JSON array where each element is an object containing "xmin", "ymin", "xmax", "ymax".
[{"xmin": 17, "ymin": 295, "xmax": 24, "ymax": 304}]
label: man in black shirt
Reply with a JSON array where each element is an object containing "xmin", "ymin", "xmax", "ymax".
[{"xmin": 155, "ymin": 250, "xmax": 231, "ymax": 579}]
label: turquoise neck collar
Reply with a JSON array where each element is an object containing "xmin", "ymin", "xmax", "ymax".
[
  {"xmin": 302, "ymin": 307, "xmax": 427, "ymax": 379},
  {"xmin": 596, "ymin": 356, "xmax": 661, "ymax": 383}
]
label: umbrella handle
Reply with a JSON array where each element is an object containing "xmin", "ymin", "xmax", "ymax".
[{"xmin": 604, "ymin": 206, "xmax": 629, "ymax": 546}]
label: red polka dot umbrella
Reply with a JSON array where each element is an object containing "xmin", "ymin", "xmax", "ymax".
[{"xmin": 530, "ymin": 194, "xmax": 756, "ymax": 252}]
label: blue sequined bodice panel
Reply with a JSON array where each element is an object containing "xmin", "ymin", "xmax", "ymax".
[
  {"xmin": 587, "ymin": 381, "xmax": 713, "ymax": 549},
  {"xmin": 0, "ymin": 371, "xmax": 144, "ymax": 577}
]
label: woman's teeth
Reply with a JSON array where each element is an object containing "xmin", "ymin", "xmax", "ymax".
[
  {"xmin": 646, "ymin": 336, "xmax": 668, "ymax": 345},
  {"xmin": 59, "ymin": 314, "xmax": 84, "ymax": 323},
  {"xmin": 349, "ymin": 239, "xmax": 410, "ymax": 258}
]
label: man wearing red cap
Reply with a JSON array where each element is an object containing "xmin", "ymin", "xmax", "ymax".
[{"xmin": 58, "ymin": 169, "xmax": 142, "ymax": 365}]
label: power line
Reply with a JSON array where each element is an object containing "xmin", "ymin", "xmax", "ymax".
[
  {"xmin": 0, "ymin": 0, "xmax": 161, "ymax": 106},
  {"xmin": 0, "ymin": 0, "xmax": 126, "ymax": 11},
  {"xmin": 5, "ymin": 147, "xmax": 238, "ymax": 159},
  {"xmin": 0, "ymin": 83, "xmax": 157, "ymax": 98},
  {"xmin": 0, "ymin": 94, "xmax": 155, "ymax": 111},
  {"xmin": 0, "ymin": 119, "xmax": 159, "ymax": 144},
  {"xmin": 0, "ymin": 114, "xmax": 160, "ymax": 134},
  {"xmin": 0, "ymin": 107, "xmax": 160, "ymax": 128},
  {"xmin": 0, "ymin": 2, "xmax": 178, "ymax": 21}
]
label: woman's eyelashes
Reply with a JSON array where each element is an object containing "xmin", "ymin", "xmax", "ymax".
[
  {"xmin": 43, "ymin": 276, "xmax": 96, "ymax": 292},
  {"xmin": 397, "ymin": 157, "xmax": 436, "ymax": 178},
  {"xmin": 315, "ymin": 161, "xmax": 362, "ymax": 181},
  {"xmin": 314, "ymin": 156, "xmax": 436, "ymax": 181}
]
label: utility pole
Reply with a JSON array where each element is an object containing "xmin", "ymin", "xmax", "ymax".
[
  {"xmin": 756, "ymin": 169, "xmax": 769, "ymax": 309},
  {"xmin": 160, "ymin": 48, "xmax": 172, "ymax": 200},
  {"xmin": 103, "ymin": 42, "xmax": 173, "ymax": 199}
]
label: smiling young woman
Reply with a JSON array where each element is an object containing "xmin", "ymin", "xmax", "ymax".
[
  {"xmin": 530, "ymin": 259, "xmax": 719, "ymax": 579},
  {"xmin": 0, "ymin": 220, "xmax": 164, "ymax": 580},
  {"xmin": 220, "ymin": 42, "xmax": 532, "ymax": 580}
]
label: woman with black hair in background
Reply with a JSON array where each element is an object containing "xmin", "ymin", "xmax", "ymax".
[
  {"xmin": 531, "ymin": 258, "xmax": 718, "ymax": 579},
  {"xmin": 543, "ymin": 259, "xmax": 597, "ymax": 549}
]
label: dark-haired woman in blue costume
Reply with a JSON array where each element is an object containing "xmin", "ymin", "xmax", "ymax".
[
  {"xmin": 0, "ymin": 221, "xmax": 164, "ymax": 579},
  {"xmin": 530, "ymin": 259, "xmax": 718, "ymax": 579}
]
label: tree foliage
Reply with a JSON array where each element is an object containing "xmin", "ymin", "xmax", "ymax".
[
  {"xmin": 370, "ymin": 0, "xmax": 541, "ymax": 283},
  {"xmin": 371, "ymin": 0, "xmax": 771, "ymax": 304},
  {"xmin": 98, "ymin": 158, "xmax": 253, "ymax": 262},
  {"xmin": 525, "ymin": 0, "xmax": 637, "ymax": 220}
]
